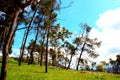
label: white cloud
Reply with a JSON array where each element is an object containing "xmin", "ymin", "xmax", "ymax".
[
  {"xmin": 90, "ymin": 7, "xmax": 120, "ymax": 63},
  {"xmin": 96, "ymin": 8, "xmax": 120, "ymax": 30}
]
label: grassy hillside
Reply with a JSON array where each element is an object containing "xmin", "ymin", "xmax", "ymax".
[{"xmin": 0, "ymin": 57, "xmax": 120, "ymax": 80}]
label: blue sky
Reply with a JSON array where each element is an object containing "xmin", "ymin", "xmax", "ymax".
[
  {"xmin": 13, "ymin": 0, "xmax": 120, "ymax": 62},
  {"xmin": 56, "ymin": 0, "xmax": 120, "ymax": 62},
  {"xmin": 58, "ymin": 0, "xmax": 120, "ymax": 31}
]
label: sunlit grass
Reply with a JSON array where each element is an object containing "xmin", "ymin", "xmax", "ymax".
[{"xmin": 0, "ymin": 57, "xmax": 120, "ymax": 80}]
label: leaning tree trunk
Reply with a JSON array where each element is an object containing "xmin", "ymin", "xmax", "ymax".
[
  {"xmin": 28, "ymin": 23, "xmax": 39, "ymax": 65},
  {"xmin": 19, "ymin": 8, "xmax": 37, "ymax": 66},
  {"xmin": 0, "ymin": 1, "xmax": 34, "ymax": 80},
  {"xmin": 76, "ymin": 42, "xmax": 86, "ymax": 70},
  {"xmin": 0, "ymin": 10, "xmax": 19, "ymax": 80},
  {"xmin": 67, "ymin": 54, "xmax": 73, "ymax": 69}
]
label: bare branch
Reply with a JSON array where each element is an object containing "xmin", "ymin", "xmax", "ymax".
[
  {"xmin": 19, "ymin": 0, "xmax": 35, "ymax": 9},
  {"xmin": 60, "ymin": 1, "xmax": 74, "ymax": 9}
]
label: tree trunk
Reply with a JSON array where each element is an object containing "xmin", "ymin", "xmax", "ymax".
[
  {"xmin": 116, "ymin": 62, "xmax": 119, "ymax": 74},
  {"xmin": 40, "ymin": 51, "xmax": 43, "ymax": 66},
  {"xmin": 0, "ymin": 10, "xmax": 19, "ymax": 80},
  {"xmin": 76, "ymin": 42, "xmax": 86, "ymax": 70},
  {"xmin": 67, "ymin": 54, "xmax": 73, "ymax": 69},
  {"xmin": 28, "ymin": 24, "xmax": 39, "ymax": 65},
  {"xmin": 52, "ymin": 54, "xmax": 56, "ymax": 66},
  {"xmin": 18, "ymin": 30, "xmax": 26, "ymax": 66},
  {"xmin": 45, "ymin": 29, "xmax": 49, "ymax": 73},
  {"xmin": 40, "ymin": 36, "xmax": 45, "ymax": 66},
  {"xmin": 19, "ymin": 9, "xmax": 37, "ymax": 66}
]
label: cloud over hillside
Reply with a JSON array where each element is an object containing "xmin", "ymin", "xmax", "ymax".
[{"xmin": 90, "ymin": 7, "xmax": 120, "ymax": 62}]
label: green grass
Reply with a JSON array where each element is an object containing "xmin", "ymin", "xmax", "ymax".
[{"xmin": 0, "ymin": 57, "xmax": 120, "ymax": 80}]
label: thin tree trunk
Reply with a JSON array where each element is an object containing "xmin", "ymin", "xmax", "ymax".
[
  {"xmin": 18, "ymin": 30, "xmax": 26, "ymax": 66},
  {"xmin": 0, "ymin": 10, "xmax": 19, "ymax": 80},
  {"xmin": 40, "ymin": 49, "xmax": 43, "ymax": 66},
  {"xmin": 38, "ymin": 53, "xmax": 40, "ymax": 64},
  {"xmin": 116, "ymin": 62, "xmax": 119, "ymax": 74},
  {"xmin": 40, "ymin": 36, "xmax": 45, "ymax": 66},
  {"xmin": 28, "ymin": 24, "xmax": 39, "ymax": 65},
  {"xmin": 67, "ymin": 54, "xmax": 73, "ymax": 69},
  {"xmin": 52, "ymin": 55, "xmax": 56, "ymax": 66},
  {"xmin": 45, "ymin": 29, "xmax": 49, "ymax": 73},
  {"xmin": 76, "ymin": 42, "xmax": 86, "ymax": 70},
  {"xmin": 19, "ymin": 8, "xmax": 37, "ymax": 66},
  {"xmin": 65, "ymin": 61, "xmax": 67, "ymax": 68}
]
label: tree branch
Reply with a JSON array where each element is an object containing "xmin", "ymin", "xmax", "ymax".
[
  {"xmin": 19, "ymin": 0, "xmax": 35, "ymax": 9},
  {"xmin": 60, "ymin": 1, "xmax": 74, "ymax": 9}
]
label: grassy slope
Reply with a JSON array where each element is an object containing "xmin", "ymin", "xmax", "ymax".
[{"xmin": 0, "ymin": 57, "xmax": 120, "ymax": 80}]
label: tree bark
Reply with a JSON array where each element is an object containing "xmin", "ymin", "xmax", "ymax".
[
  {"xmin": 0, "ymin": 1, "xmax": 34, "ymax": 80},
  {"xmin": 67, "ymin": 54, "xmax": 73, "ymax": 69},
  {"xmin": 76, "ymin": 42, "xmax": 86, "ymax": 70},
  {"xmin": 28, "ymin": 23, "xmax": 39, "ymax": 65},
  {"xmin": 0, "ymin": 0, "xmax": 34, "ymax": 12},
  {"xmin": 0, "ymin": 10, "xmax": 19, "ymax": 80},
  {"xmin": 40, "ymin": 35, "xmax": 45, "ymax": 66},
  {"xmin": 45, "ymin": 29, "xmax": 49, "ymax": 73},
  {"xmin": 19, "ymin": 8, "xmax": 37, "ymax": 66},
  {"xmin": 52, "ymin": 54, "xmax": 56, "ymax": 66}
]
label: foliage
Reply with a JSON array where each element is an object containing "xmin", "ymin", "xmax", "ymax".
[
  {"xmin": 0, "ymin": 1, "xmax": 102, "ymax": 80},
  {"xmin": 75, "ymin": 23, "xmax": 101, "ymax": 70},
  {"xmin": 106, "ymin": 54, "xmax": 120, "ymax": 74},
  {"xmin": 27, "ymin": 39, "xmax": 41, "ymax": 52},
  {"xmin": 96, "ymin": 64, "xmax": 105, "ymax": 72}
]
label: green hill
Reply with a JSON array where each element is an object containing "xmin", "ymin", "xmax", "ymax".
[{"xmin": 0, "ymin": 57, "xmax": 120, "ymax": 80}]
